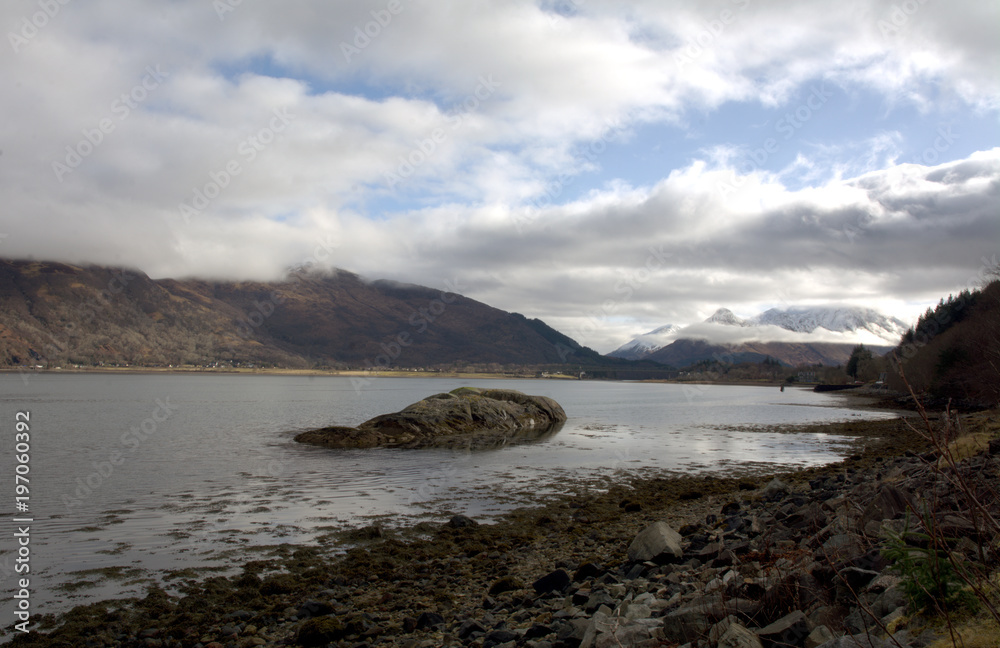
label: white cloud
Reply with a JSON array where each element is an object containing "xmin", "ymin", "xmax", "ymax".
[
  {"xmin": 0, "ymin": 0, "xmax": 997, "ymax": 353},
  {"xmin": 356, "ymin": 149, "xmax": 1000, "ymax": 351}
]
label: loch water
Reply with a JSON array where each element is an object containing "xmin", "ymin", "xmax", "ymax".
[{"xmin": 0, "ymin": 373, "xmax": 897, "ymax": 623}]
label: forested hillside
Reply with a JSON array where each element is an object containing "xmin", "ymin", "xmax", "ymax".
[{"xmin": 886, "ymin": 279, "xmax": 1000, "ymax": 407}]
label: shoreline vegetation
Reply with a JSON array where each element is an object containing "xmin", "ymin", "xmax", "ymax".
[
  {"xmin": 0, "ymin": 365, "xmax": 816, "ymax": 388},
  {"xmin": 8, "ymin": 392, "xmax": 1000, "ymax": 647},
  {"xmin": 0, "ymin": 366, "xmax": 576, "ymax": 380}
]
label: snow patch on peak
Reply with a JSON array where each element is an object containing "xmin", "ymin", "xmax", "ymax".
[
  {"xmin": 610, "ymin": 304, "xmax": 908, "ymax": 360},
  {"xmin": 748, "ymin": 306, "xmax": 908, "ymax": 344},
  {"xmin": 608, "ymin": 323, "xmax": 683, "ymax": 359},
  {"xmin": 704, "ymin": 308, "xmax": 749, "ymax": 327},
  {"xmin": 647, "ymin": 323, "xmax": 683, "ymax": 335}
]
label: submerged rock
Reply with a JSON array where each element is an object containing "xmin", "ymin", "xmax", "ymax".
[{"xmin": 294, "ymin": 387, "xmax": 567, "ymax": 449}]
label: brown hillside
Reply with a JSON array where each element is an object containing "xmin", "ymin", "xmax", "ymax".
[
  {"xmin": 645, "ymin": 337, "xmax": 890, "ymax": 368},
  {"xmin": 0, "ymin": 260, "xmax": 601, "ymax": 369}
]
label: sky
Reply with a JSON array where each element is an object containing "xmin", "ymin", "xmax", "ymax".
[{"xmin": 1, "ymin": 0, "xmax": 998, "ymax": 353}]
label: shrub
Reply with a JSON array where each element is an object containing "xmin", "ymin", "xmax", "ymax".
[{"xmin": 882, "ymin": 510, "xmax": 979, "ymax": 614}]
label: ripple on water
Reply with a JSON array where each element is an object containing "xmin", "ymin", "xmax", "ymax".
[{"xmin": 0, "ymin": 376, "xmax": 898, "ymax": 621}]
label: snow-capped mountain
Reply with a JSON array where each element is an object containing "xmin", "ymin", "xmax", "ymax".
[
  {"xmin": 610, "ymin": 304, "xmax": 908, "ymax": 364},
  {"xmin": 607, "ymin": 324, "xmax": 683, "ymax": 360},
  {"xmin": 747, "ymin": 306, "xmax": 908, "ymax": 343},
  {"xmin": 704, "ymin": 308, "xmax": 750, "ymax": 327}
]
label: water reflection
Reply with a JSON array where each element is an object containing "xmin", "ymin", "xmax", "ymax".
[{"xmin": 0, "ymin": 374, "xmax": 897, "ymax": 620}]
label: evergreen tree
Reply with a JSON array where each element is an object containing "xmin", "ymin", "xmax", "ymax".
[{"xmin": 847, "ymin": 344, "xmax": 873, "ymax": 379}]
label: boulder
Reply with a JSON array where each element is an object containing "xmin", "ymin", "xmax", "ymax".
[
  {"xmin": 585, "ymin": 590, "xmax": 616, "ymax": 613},
  {"xmin": 484, "ymin": 629, "xmax": 519, "ymax": 647},
  {"xmin": 296, "ymin": 617, "xmax": 348, "ymax": 646},
  {"xmin": 720, "ymin": 623, "xmax": 764, "ymax": 648},
  {"xmin": 556, "ymin": 618, "xmax": 590, "ymax": 644},
  {"xmin": 595, "ymin": 621, "xmax": 661, "ymax": 648},
  {"xmin": 457, "ymin": 619, "xmax": 487, "ymax": 639},
  {"xmin": 573, "ymin": 562, "xmax": 604, "ymax": 582},
  {"xmin": 488, "ymin": 576, "xmax": 524, "ymax": 596},
  {"xmin": 447, "ymin": 514, "xmax": 478, "ymax": 529},
  {"xmin": 814, "ymin": 635, "xmax": 892, "ymax": 648},
  {"xmin": 756, "ymin": 610, "xmax": 811, "ymax": 648},
  {"xmin": 533, "ymin": 569, "xmax": 571, "ymax": 595},
  {"xmin": 295, "ymin": 387, "xmax": 567, "ymax": 449},
  {"xmin": 582, "ymin": 610, "xmax": 661, "ymax": 648},
  {"xmin": 709, "ymin": 615, "xmax": 740, "ymax": 644},
  {"xmin": 415, "ymin": 611, "xmax": 444, "ymax": 630},
  {"xmin": 662, "ymin": 601, "xmax": 724, "ymax": 643},
  {"xmin": 837, "ymin": 567, "xmax": 880, "ymax": 592},
  {"xmin": 762, "ymin": 477, "xmax": 790, "ymax": 501},
  {"xmin": 805, "ymin": 626, "xmax": 835, "ymax": 648},
  {"xmin": 860, "ymin": 485, "xmax": 914, "ymax": 528},
  {"xmin": 627, "ymin": 521, "xmax": 684, "ymax": 563},
  {"xmin": 296, "ymin": 600, "xmax": 334, "ymax": 618}
]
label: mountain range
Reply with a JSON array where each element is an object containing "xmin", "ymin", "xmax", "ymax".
[
  {"xmin": 0, "ymin": 258, "xmax": 913, "ymax": 373},
  {"xmin": 711, "ymin": 306, "xmax": 908, "ymax": 342},
  {"xmin": 0, "ymin": 259, "xmax": 613, "ymax": 370},
  {"xmin": 608, "ymin": 324, "xmax": 684, "ymax": 359},
  {"xmin": 610, "ymin": 306, "xmax": 908, "ymax": 367}
]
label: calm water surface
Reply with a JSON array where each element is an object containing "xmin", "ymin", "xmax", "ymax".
[{"xmin": 0, "ymin": 373, "xmax": 896, "ymax": 623}]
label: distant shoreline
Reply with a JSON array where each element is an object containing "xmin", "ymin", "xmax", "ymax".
[
  {"xmin": 0, "ymin": 366, "xmax": 549, "ymax": 380},
  {"xmin": 0, "ymin": 365, "xmax": 812, "ymax": 386},
  {"xmin": 0, "ymin": 365, "xmax": 878, "ymax": 394}
]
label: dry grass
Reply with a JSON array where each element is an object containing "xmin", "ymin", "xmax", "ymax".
[
  {"xmin": 939, "ymin": 432, "xmax": 992, "ymax": 467},
  {"xmin": 927, "ymin": 616, "xmax": 1000, "ymax": 648},
  {"xmin": 937, "ymin": 408, "xmax": 1000, "ymax": 467}
]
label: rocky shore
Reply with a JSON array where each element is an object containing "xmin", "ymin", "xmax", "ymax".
[{"xmin": 10, "ymin": 410, "xmax": 999, "ymax": 648}]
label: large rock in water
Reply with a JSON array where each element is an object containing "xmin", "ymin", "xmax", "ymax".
[{"xmin": 294, "ymin": 387, "xmax": 567, "ymax": 450}]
